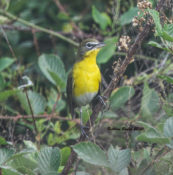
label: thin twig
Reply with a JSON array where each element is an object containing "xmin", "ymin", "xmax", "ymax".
[
  {"xmin": 32, "ymin": 29, "xmax": 40, "ymax": 56},
  {"xmin": 0, "ymin": 26, "xmax": 17, "ymax": 59},
  {"xmin": 25, "ymin": 91, "xmax": 38, "ymax": 134},
  {"xmin": 0, "ymin": 114, "xmax": 79, "ymax": 123}
]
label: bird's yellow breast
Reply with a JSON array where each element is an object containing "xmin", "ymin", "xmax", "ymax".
[{"xmin": 72, "ymin": 49, "xmax": 101, "ymax": 98}]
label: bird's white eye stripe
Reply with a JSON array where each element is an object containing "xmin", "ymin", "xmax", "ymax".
[{"xmin": 86, "ymin": 42, "xmax": 98, "ymax": 48}]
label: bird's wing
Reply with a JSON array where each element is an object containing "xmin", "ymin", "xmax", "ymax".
[{"xmin": 66, "ymin": 71, "xmax": 76, "ymax": 118}]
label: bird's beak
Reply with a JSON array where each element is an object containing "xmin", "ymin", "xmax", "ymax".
[{"xmin": 96, "ymin": 42, "xmax": 105, "ymax": 48}]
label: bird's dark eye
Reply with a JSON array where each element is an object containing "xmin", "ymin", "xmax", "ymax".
[{"xmin": 86, "ymin": 42, "xmax": 93, "ymax": 48}]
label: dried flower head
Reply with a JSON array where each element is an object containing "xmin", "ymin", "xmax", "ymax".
[
  {"xmin": 118, "ymin": 36, "xmax": 131, "ymax": 52},
  {"xmin": 137, "ymin": 0, "xmax": 152, "ymax": 11}
]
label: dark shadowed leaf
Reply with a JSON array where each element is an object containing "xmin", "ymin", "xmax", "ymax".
[
  {"xmin": 0, "ymin": 57, "xmax": 15, "ymax": 72},
  {"xmin": 108, "ymin": 145, "xmax": 131, "ymax": 173},
  {"xmin": 38, "ymin": 147, "xmax": 61, "ymax": 175},
  {"xmin": 141, "ymin": 83, "xmax": 160, "ymax": 118},
  {"xmin": 0, "ymin": 89, "xmax": 19, "ymax": 102}
]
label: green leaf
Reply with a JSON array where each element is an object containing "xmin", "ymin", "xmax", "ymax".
[
  {"xmin": 0, "ymin": 148, "xmax": 14, "ymax": 165},
  {"xmin": 1, "ymin": 166, "xmax": 22, "ymax": 175},
  {"xmin": 0, "ymin": 57, "xmax": 15, "ymax": 72},
  {"xmin": 163, "ymin": 24, "xmax": 173, "ymax": 38},
  {"xmin": 92, "ymin": 6, "xmax": 111, "ymax": 30},
  {"xmin": 97, "ymin": 37, "xmax": 117, "ymax": 64},
  {"xmin": 148, "ymin": 10, "xmax": 173, "ymax": 42},
  {"xmin": 17, "ymin": 90, "xmax": 47, "ymax": 115},
  {"xmin": 136, "ymin": 131, "xmax": 170, "ymax": 144},
  {"xmin": 164, "ymin": 117, "xmax": 173, "ymax": 137},
  {"xmin": 38, "ymin": 54, "xmax": 66, "ymax": 91},
  {"xmin": 23, "ymin": 140, "xmax": 37, "ymax": 151},
  {"xmin": 0, "ymin": 136, "xmax": 7, "ymax": 145},
  {"xmin": 108, "ymin": 145, "xmax": 131, "ymax": 173},
  {"xmin": 141, "ymin": 82, "xmax": 160, "ymax": 118},
  {"xmin": 164, "ymin": 117, "xmax": 173, "ymax": 149},
  {"xmin": 148, "ymin": 41, "xmax": 163, "ymax": 49},
  {"xmin": 120, "ymin": 7, "xmax": 138, "ymax": 25},
  {"xmin": 0, "ymin": 74, "xmax": 5, "ymax": 90},
  {"xmin": 137, "ymin": 121, "xmax": 159, "ymax": 132},
  {"xmin": 110, "ymin": 86, "xmax": 135, "ymax": 110},
  {"xmin": 158, "ymin": 75, "xmax": 173, "ymax": 84},
  {"xmin": 38, "ymin": 147, "xmax": 61, "ymax": 175},
  {"xmin": 10, "ymin": 156, "xmax": 37, "ymax": 174},
  {"xmin": 0, "ymin": 89, "xmax": 19, "ymax": 102},
  {"xmin": 73, "ymin": 142, "xmax": 109, "ymax": 167},
  {"xmin": 60, "ymin": 147, "xmax": 71, "ymax": 166},
  {"xmin": 136, "ymin": 121, "xmax": 169, "ymax": 144},
  {"xmin": 47, "ymin": 88, "xmax": 65, "ymax": 112},
  {"xmin": 148, "ymin": 9, "xmax": 162, "ymax": 36}
]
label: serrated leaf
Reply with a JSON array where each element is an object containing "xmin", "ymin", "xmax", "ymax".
[
  {"xmin": 1, "ymin": 166, "xmax": 22, "ymax": 175},
  {"xmin": 48, "ymin": 70, "xmax": 66, "ymax": 90},
  {"xmin": 0, "ymin": 148, "xmax": 14, "ymax": 165},
  {"xmin": 38, "ymin": 147, "xmax": 61, "ymax": 175},
  {"xmin": 148, "ymin": 41, "xmax": 163, "ymax": 49},
  {"xmin": 136, "ymin": 121, "xmax": 169, "ymax": 144},
  {"xmin": 10, "ymin": 156, "xmax": 37, "ymax": 174},
  {"xmin": 163, "ymin": 24, "xmax": 173, "ymax": 38},
  {"xmin": 141, "ymin": 83, "xmax": 160, "ymax": 118},
  {"xmin": 38, "ymin": 54, "xmax": 66, "ymax": 91},
  {"xmin": 148, "ymin": 9, "xmax": 173, "ymax": 42},
  {"xmin": 110, "ymin": 86, "xmax": 135, "ymax": 110},
  {"xmin": 0, "ymin": 89, "xmax": 19, "ymax": 102},
  {"xmin": 120, "ymin": 7, "xmax": 138, "ymax": 25},
  {"xmin": 92, "ymin": 6, "xmax": 111, "ymax": 30},
  {"xmin": 17, "ymin": 90, "xmax": 46, "ymax": 115},
  {"xmin": 0, "ymin": 57, "xmax": 15, "ymax": 72},
  {"xmin": 73, "ymin": 142, "xmax": 109, "ymax": 167},
  {"xmin": 137, "ymin": 121, "xmax": 159, "ymax": 133},
  {"xmin": 136, "ymin": 131, "xmax": 170, "ymax": 144},
  {"xmin": 148, "ymin": 9, "xmax": 162, "ymax": 36},
  {"xmin": 108, "ymin": 145, "xmax": 131, "ymax": 173},
  {"xmin": 164, "ymin": 117, "xmax": 173, "ymax": 137}
]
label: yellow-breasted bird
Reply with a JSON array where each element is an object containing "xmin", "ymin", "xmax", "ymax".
[{"xmin": 66, "ymin": 38, "xmax": 105, "ymax": 134}]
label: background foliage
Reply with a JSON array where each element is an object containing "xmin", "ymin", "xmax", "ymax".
[{"xmin": 0, "ymin": 0, "xmax": 173, "ymax": 175}]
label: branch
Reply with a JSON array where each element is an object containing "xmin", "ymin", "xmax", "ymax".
[
  {"xmin": 0, "ymin": 10, "xmax": 78, "ymax": 47},
  {"xmin": 61, "ymin": 0, "xmax": 165, "ymax": 174},
  {"xmin": 0, "ymin": 114, "xmax": 79, "ymax": 123}
]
